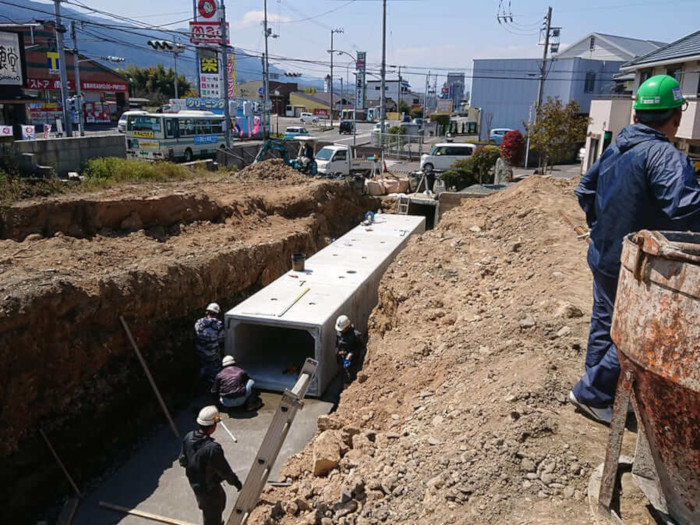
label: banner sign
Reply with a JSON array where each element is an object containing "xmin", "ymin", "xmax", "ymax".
[
  {"xmin": 0, "ymin": 31, "xmax": 22, "ymax": 86},
  {"xmin": 186, "ymin": 97, "xmax": 225, "ymax": 113},
  {"xmin": 356, "ymin": 51, "xmax": 366, "ymax": 110},
  {"xmin": 190, "ymin": 21, "xmax": 229, "ymax": 44},
  {"xmin": 27, "ymin": 78, "xmax": 127, "ymax": 92},
  {"xmin": 21, "ymin": 125, "xmax": 36, "ymax": 140},
  {"xmin": 227, "ymin": 50, "xmax": 235, "ymax": 98},
  {"xmin": 43, "ymin": 124, "xmax": 51, "ymax": 139},
  {"xmin": 0, "ymin": 125, "xmax": 12, "ymax": 136}
]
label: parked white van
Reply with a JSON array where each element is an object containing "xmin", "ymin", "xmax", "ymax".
[{"xmin": 420, "ymin": 142, "xmax": 477, "ymax": 173}]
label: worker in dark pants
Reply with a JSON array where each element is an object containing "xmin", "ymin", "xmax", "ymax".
[
  {"xmin": 569, "ymin": 75, "xmax": 700, "ymax": 424},
  {"xmin": 179, "ymin": 406, "xmax": 242, "ymax": 525},
  {"xmin": 335, "ymin": 315, "xmax": 366, "ymax": 388}
]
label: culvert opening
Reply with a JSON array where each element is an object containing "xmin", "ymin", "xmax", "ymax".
[
  {"xmin": 229, "ymin": 322, "xmax": 316, "ymax": 391},
  {"xmin": 408, "ymin": 200, "xmax": 438, "ymax": 230}
]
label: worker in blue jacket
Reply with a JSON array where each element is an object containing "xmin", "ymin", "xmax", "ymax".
[{"xmin": 569, "ymin": 75, "xmax": 700, "ymax": 424}]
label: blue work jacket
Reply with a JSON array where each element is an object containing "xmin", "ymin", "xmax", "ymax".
[{"xmin": 575, "ymin": 123, "xmax": 700, "ymax": 278}]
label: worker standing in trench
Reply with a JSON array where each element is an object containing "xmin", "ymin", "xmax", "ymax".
[
  {"xmin": 179, "ymin": 406, "xmax": 243, "ymax": 525},
  {"xmin": 569, "ymin": 75, "xmax": 700, "ymax": 424},
  {"xmin": 335, "ymin": 315, "xmax": 367, "ymax": 389},
  {"xmin": 194, "ymin": 303, "xmax": 225, "ymax": 387}
]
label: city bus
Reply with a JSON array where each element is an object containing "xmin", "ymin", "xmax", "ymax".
[{"xmin": 125, "ymin": 112, "xmax": 226, "ymax": 162}]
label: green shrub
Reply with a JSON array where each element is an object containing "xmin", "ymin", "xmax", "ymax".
[
  {"xmin": 440, "ymin": 145, "xmax": 501, "ymax": 191},
  {"xmin": 429, "ymin": 113, "xmax": 451, "ymax": 126},
  {"xmin": 81, "ymin": 157, "xmax": 189, "ymax": 188}
]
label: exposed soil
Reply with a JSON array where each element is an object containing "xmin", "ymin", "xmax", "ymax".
[
  {"xmin": 247, "ymin": 176, "xmax": 651, "ymax": 525},
  {"xmin": 0, "ymin": 160, "xmax": 378, "ymax": 524}
]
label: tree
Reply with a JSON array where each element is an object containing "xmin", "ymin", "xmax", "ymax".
[
  {"xmin": 500, "ymin": 130, "xmax": 525, "ymax": 166},
  {"xmin": 118, "ymin": 64, "xmax": 192, "ymax": 106},
  {"xmin": 410, "ymin": 108, "xmax": 423, "ymax": 119},
  {"xmin": 398, "ymin": 99, "xmax": 411, "ymax": 116},
  {"xmin": 525, "ymin": 97, "xmax": 589, "ymax": 173},
  {"xmin": 441, "ymin": 145, "xmax": 500, "ymax": 190}
]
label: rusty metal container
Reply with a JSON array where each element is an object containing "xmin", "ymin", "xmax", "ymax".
[{"xmin": 611, "ymin": 230, "xmax": 700, "ymax": 524}]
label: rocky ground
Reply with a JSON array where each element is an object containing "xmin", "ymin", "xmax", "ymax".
[{"xmin": 247, "ymin": 176, "xmax": 651, "ymax": 525}]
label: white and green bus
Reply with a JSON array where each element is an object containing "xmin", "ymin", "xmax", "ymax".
[{"xmin": 125, "ymin": 112, "xmax": 226, "ymax": 162}]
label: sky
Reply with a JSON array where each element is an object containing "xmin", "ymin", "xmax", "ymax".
[{"xmin": 34, "ymin": 0, "xmax": 700, "ymax": 91}]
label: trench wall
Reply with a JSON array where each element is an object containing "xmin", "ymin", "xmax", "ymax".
[{"xmin": 0, "ymin": 182, "xmax": 377, "ymax": 524}]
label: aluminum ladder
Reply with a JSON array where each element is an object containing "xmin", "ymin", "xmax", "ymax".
[{"xmin": 226, "ymin": 358, "xmax": 318, "ymax": 525}]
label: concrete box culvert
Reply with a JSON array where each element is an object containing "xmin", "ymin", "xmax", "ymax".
[{"xmin": 225, "ymin": 213, "xmax": 425, "ymax": 396}]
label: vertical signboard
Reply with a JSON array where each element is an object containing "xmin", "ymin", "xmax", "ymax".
[
  {"xmin": 356, "ymin": 51, "xmax": 366, "ymax": 110},
  {"xmin": 227, "ymin": 49, "xmax": 235, "ymax": 98},
  {"xmin": 200, "ymin": 55, "xmax": 221, "ymax": 98},
  {"xmin": 0, "ymin": 31, "xmax": 22, "ymax": 85}
]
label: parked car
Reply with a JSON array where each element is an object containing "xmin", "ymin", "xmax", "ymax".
[
  {"xmin": 284, "ymin": 126, "xmax": 309, "ymax": 140},
  {"xmin": 489, "ymin": 128, "xmax": 513, "ymax": 145},
  {"xmin": 373, "ymin": 122, "xmax": 391, "ymax": 133},
  {"xmin": 299, "ymin": 112, "xmax": 319, "ymax": 124},
  {"xmin": 339, "ymin": 120, "xmax": 354, "ymax": 135},
  {"xmin": 420, "ymin": 143, "xmax": 477, "ymax": 173},
  {"xmin": 413, "ymin": 117, "xmax": 424, "ymax": 127},
  {"xmin": 117, "ymin": 110, "xmax": 148, "ymax": 133},
  {"xmin": 401, "ymin": 114, "xmax": 412, "ymax": 123}
]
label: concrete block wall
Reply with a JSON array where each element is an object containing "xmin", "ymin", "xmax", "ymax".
[{"xmin": 13, "ymin": 135, "xmax": 126, "ymax": 176}]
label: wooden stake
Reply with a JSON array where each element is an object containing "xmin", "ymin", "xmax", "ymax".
[
  {"xmin": 119, "ymin": 315, "xmax": 180, "ymax": 439},
  {"xmin": 99, "ymin": 501, "xmax": 197, "ymax": 525},
  {"xmin": 39, "ymin": 428, "xmax": 81, "ymax": 496}
]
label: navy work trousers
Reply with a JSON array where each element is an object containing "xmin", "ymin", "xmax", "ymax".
[
  {"xmin": 195, "ymin": 485, "xmax": 226, "ymax": 525},
  {"xmin": 571, "ymin": 270, "xmax": 620, "ymax": 408}
]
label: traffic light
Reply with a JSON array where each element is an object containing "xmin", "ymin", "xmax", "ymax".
[{"xmin": 148, "ymin": 41, "xmax": 184, "ymax": 53}]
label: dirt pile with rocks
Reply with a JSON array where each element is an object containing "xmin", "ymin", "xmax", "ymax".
[
  {"xmin": 0, "ymin": 161, "xmax": 378, "ymax": 524},
  {"xmin": 248, "ymin": 176, "xmax": 645, "ymax": 524}
]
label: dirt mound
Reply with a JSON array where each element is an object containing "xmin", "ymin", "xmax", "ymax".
[
  {"xmin": 233, "ymin": 158, "xmax": 310, "ymax": 184},
  {"xmin": 247, "ymin": 176, "xmax": 645, "ymax": 524}
]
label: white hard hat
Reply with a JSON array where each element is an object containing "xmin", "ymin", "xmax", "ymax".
[
  {"xmin": 222, "ymin": 355, "xmax": 236, "ymax": 367},
  {"xmin": 206, "ymin": 302, "xmax": 220, "ymax": 314},
  {"xmin": 197, "ymin": 405, "xmax": 221, "ymax": 426},
  {"xmin": 335, "ymin": 314, "xmax": 351, "ymax": 332}
]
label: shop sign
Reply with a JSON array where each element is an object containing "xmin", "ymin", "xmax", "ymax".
[
  {"xmin": 27, "ymin": 78, "xmax": 127, "ymax": 92},
  {"xmin": 47, "ymin": 52, "xmax": 60, "ymax": 75},
  {"xmin": 0, "ymin": 31, "xmax": 22, "ymax": 86},
  {"xmin": 81, "ymin": 81, "xmax": 128, "ymax": 92},
  {"xmin": 198, "ymin": 0, "xmax": 219, "ymax": 19},
  {"xmin": 199, "ymin": 56, "xmax": 221, "ymax": 98},
  {"xmin": 190, "ymin": 21, "xmax": 229, "ymax": 44},
  {"xmin": 227, "ymin": 50, "xmax": 235, "ymax": 98},
  {"xmin": 21, "ymin": 125, "xmax": 36, "ymax": 140},
  {"xmin": 186, "ymin": 97, "xmax": 224, "ymax": 113},
  {"xmin": 0, "ymin": 125, "xmax": 12, "ymax": 136}
]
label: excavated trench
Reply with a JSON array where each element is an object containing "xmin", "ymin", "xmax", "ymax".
[{"xmin": 0, "ymin": 177, "xmax": 378, "ymax": 524}]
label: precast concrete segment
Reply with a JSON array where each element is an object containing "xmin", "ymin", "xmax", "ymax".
[{"xmin": 225, "ymin": 214, "xmax": 425, "ymax": 396}]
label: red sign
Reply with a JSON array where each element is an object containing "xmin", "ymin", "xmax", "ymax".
[
  {"xmin": 190, "ymin": 21, "xmax": 229, "ymax": 44},
  {"xmin": 27, "ymin": 78, "xmax": 127, "ymax": 92},
  {"xmin": 198, "ymin": 0, "xmax": 218, "ymax": 19}
]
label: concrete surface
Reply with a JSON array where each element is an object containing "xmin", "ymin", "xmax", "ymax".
[{"xmin": 72, "ymin": 392, "xmax": 332, "ymax": 525}]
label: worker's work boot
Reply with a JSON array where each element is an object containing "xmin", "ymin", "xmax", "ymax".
[{"xmin": 568, "ymin": 391, "xmax": 612, "ymax": 425}]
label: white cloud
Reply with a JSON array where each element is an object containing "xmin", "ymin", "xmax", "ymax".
[{"xmin": 240, "ymin": 10, "xmax": 291, "ymax": 27}]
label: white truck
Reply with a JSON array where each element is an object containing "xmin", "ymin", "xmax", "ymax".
[{"xmin": 314, "ymin": 144, "xmax": 377, "ymax": 177}]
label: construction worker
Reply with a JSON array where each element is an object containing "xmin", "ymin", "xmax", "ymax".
[
  {"xmin": 211, "ymin": 355, "xmax": 260, "ymax": 410},
  {"xmin": 179, "ymin": 406, "xmax": 242, "ymax": 525},
  {"xmin": 194, "ymin": 303, "xmax": 224, "ymax": 386},
  {"xmin": 335, "ymin": 314, "xmax": 366, "ymax": 388},
  {"xmin": 569, "ymin": 75, "xmax": 700, "ymax": 424}
]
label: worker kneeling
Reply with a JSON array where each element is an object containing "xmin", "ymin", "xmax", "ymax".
[
  {"xmin": 179, "ymin": 406, "xmax": 242, "ymax": 525},
  {"xmin": 211, "ymin": 355, "xmax": 259, "ymax": 410},
  {"xmin": 335, "ymin": 315, "xmax": 366, "ymax": 388}
]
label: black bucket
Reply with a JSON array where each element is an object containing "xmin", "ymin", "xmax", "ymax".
[{"xmin": 291, "ymin": 253, "xmax": 306, "ymax": 272}]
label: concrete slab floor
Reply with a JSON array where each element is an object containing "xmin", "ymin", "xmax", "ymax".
[{"xmin": 72, "ymin": 391, "xmax": 332, "ymax": 525}]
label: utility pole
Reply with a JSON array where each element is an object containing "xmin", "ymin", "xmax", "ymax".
[
  {"xmin": 423, "ymin": 70, "xmax": 430, "ymax": 118},
  {"xmin": 329, "ymin": 28, "xmax": 343, "ymax": 129},
  {"xmin": 379, "ymin": 0, "xmax": 387, "ymax": 144},
  {"xmin": 53, "ymin": 0, "xmax": 72, "ymax": 137},
  {"xmin": 70, "ymin": 21, "xmax": 84, "ymax": 136},
  {"xmin": 535, "ymin": 6, "xmax": 552, "ymax": 111},
  {"xmin": 220, "ymin": 0, "xmax": 231, "ymax": 147},
  {"xmin": 263, "ymin": 0, "xmax": 270, "ymax": 137},
  {"xmin": 173, "ymin": 41, "xmax": 181, "ymax": 99}
]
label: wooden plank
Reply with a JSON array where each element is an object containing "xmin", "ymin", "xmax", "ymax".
[
  {"xmin": 99, "ymin": 501, "xmax": 197, "ymax": 525},
  {"xmin": 56, "ymin": 497, "xmax": 80, "ymax": 525},
  {"xmin": 39, "ymin": 428, "xmax": 81, "ymax": 496}
]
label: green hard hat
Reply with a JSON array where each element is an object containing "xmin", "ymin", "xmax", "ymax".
[{"xmin": 633, "ymin": 75, "xmax": 686, "ymax": 110}]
